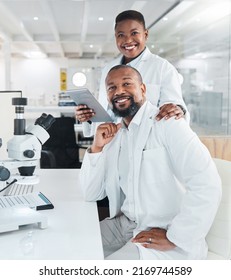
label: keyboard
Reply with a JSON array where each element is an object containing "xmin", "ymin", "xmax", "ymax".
[{"xmin": 4, "ymin": 183, "xmax": 34, "ymax": 196}]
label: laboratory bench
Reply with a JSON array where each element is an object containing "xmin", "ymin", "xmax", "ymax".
[{"xmin": 0, "ymin": 168, "xmax": 104, "ymax": 260}]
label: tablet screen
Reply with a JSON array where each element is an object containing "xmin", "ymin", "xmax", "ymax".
[{"xmin": 67, "ymin": 88, "xmax": 113, "ymax": 122}]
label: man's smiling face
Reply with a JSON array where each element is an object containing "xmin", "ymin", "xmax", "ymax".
[{"xmin": 106, "ymin": 66, "xmax": 146, "ymax": 121}]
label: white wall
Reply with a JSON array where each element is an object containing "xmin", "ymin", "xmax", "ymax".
[
  {"xmin": 0, "ymin": 56, "xmax": 106, "ymax": 106},
  {"xmin": 0, "ymin": 58, "xmax": 5, "ymax": 89},
  {"xmin": 0, "ymin": 56, "xmax": 107, "ymax": 160}
]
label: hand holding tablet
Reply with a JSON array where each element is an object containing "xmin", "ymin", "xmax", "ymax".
[{"xmin": 67, "ymin": 88, "xmax": 113, "ymax": 123}]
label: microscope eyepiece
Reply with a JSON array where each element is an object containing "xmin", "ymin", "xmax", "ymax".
[
  {"xmin": 35, "ymin": 113, "xmax": 55, "ymax": 131},
  {"xmin": 12, "ymin": 97, "xmax": 27, "ymax": 106}
]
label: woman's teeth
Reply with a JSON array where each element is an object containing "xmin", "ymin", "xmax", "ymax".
[{"xmin": 124, "ymin": 45, "xmax": 135, "ymax": 50}]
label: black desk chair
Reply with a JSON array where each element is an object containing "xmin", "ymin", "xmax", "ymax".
[
  {"xmin": 41, "ymin": 116, "xmax": 109, "ymax": 219},
  {"xmin": 40, "ymin": 117, "xmax": 85, "ymax": 169}
]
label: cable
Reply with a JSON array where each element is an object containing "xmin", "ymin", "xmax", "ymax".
[{"xmin": 0, "ymin": 179, "xmax": 18, "ymax": 193}]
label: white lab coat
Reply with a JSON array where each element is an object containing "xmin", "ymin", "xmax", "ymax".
[
  {"xmin": 99, "ymin": 47, "xmax": 186, "ymax": 110},
  {"xmin": 80, "ymin": 102, "xmax": 221, "ymax": 259},
  {"xmin": 83, "ymin": 47, "xmax": 188, "ymax": 136}
]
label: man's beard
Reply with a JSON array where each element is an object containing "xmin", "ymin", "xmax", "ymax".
[{"xmin": 112, "ymin": 97, "xmax": 141, "ymax": 118}]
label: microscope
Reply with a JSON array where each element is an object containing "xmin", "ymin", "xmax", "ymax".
[{"xmin": 0, "ymin": 97, "xmax": 55, "ymax": 184}]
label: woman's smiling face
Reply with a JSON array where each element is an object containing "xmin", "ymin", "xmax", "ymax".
[{"xmin": 115, "ymin": 19, "xmax": 148, "ymax": 64}]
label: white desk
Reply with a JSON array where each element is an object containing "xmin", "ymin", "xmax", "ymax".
[{"xmin": 0, "ymin": 169, "xmax": 104, "ymax": 260}]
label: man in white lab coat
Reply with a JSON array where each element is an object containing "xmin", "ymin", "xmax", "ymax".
[{"xmin": 80, "ymin": 65, "xmax": 221, "ymax": 260}]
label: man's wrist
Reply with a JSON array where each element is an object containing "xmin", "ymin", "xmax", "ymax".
[{"xmin": 89, "ymin": 145, "xmax": 103, "ymax": 153}]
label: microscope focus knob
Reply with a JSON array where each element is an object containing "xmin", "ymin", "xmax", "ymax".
[
  {"xmin": 0, "ymin": 166, "xmax": 10, "ymax": 181},
  {"xmin": 23, "ymin": 150, "xmax": 35, "ymax": 158}
]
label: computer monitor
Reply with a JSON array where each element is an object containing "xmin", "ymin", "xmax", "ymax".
[{"xmin": 0, "ymin": 91, "xmax": 22, "ymax": 160}]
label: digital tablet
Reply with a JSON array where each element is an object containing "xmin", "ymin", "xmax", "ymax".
[{"xmin": 67, "ymin": 88, "xmax": 113, "ymax": 122}]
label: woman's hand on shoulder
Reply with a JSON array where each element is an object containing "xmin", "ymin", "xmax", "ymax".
[{"xmin": 155, "ymin": 103, "xmax": 185, "ymax": 121}]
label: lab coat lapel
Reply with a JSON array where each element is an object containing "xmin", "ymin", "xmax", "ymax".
[
  {"xmin": 105, "ymin": 129, "xmax": 124, "ymax": 217},
  {"xmin": 133, "ymin": 103, "xmax": 155, "ymax": 189},
  {"xmin": 135, "ymin": 102, "xmax": 155, "ymax": 154}
]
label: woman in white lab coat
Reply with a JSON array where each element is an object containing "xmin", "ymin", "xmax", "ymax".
[{"xmin": 76, "ymin": 10, "xmax": 188, "ymax": 134}]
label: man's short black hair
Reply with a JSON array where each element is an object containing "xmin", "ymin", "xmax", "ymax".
[
  {"xmin": 107, "ymin": 64, "xmax": 143, "ymax": 84},
  {"xmin": 115, "ymin": 10, "xmax": 146, "ymax": 29}
]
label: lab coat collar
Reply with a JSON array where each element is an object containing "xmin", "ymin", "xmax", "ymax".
[
  {"xmin": 120, "ymin": 101, "xmax": 157, "ymax": 129},
  {"xmin": 135, "ymin": 102, "xmax": 158, "ymax": 144},
  {"xmin": 129, "ymin": 101, "xmax": 148, "ymax": 127},
  {"xmin": 120, "ymin": 47, "xmax": 151, "ymax": 67}
]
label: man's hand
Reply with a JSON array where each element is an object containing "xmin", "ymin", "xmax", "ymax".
[
  {"xmin": 75, "ymin": 105, "xmax": 95, "ymax": 123},
  {"xmin": 91, "ymin": 123, "xmax": 122, "ymax": 153},
  {"xmin": 155, "ymin": 103, "xmax": 185, "ymax": 121},
  {"xmin": 132, "ymin": 228, "xmax": 176, "ymax": 251}
]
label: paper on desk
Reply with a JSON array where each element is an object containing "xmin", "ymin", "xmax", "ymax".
[{"xmin": 0, "ymin": 192, "xmax": 54, "ymax": 210}]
